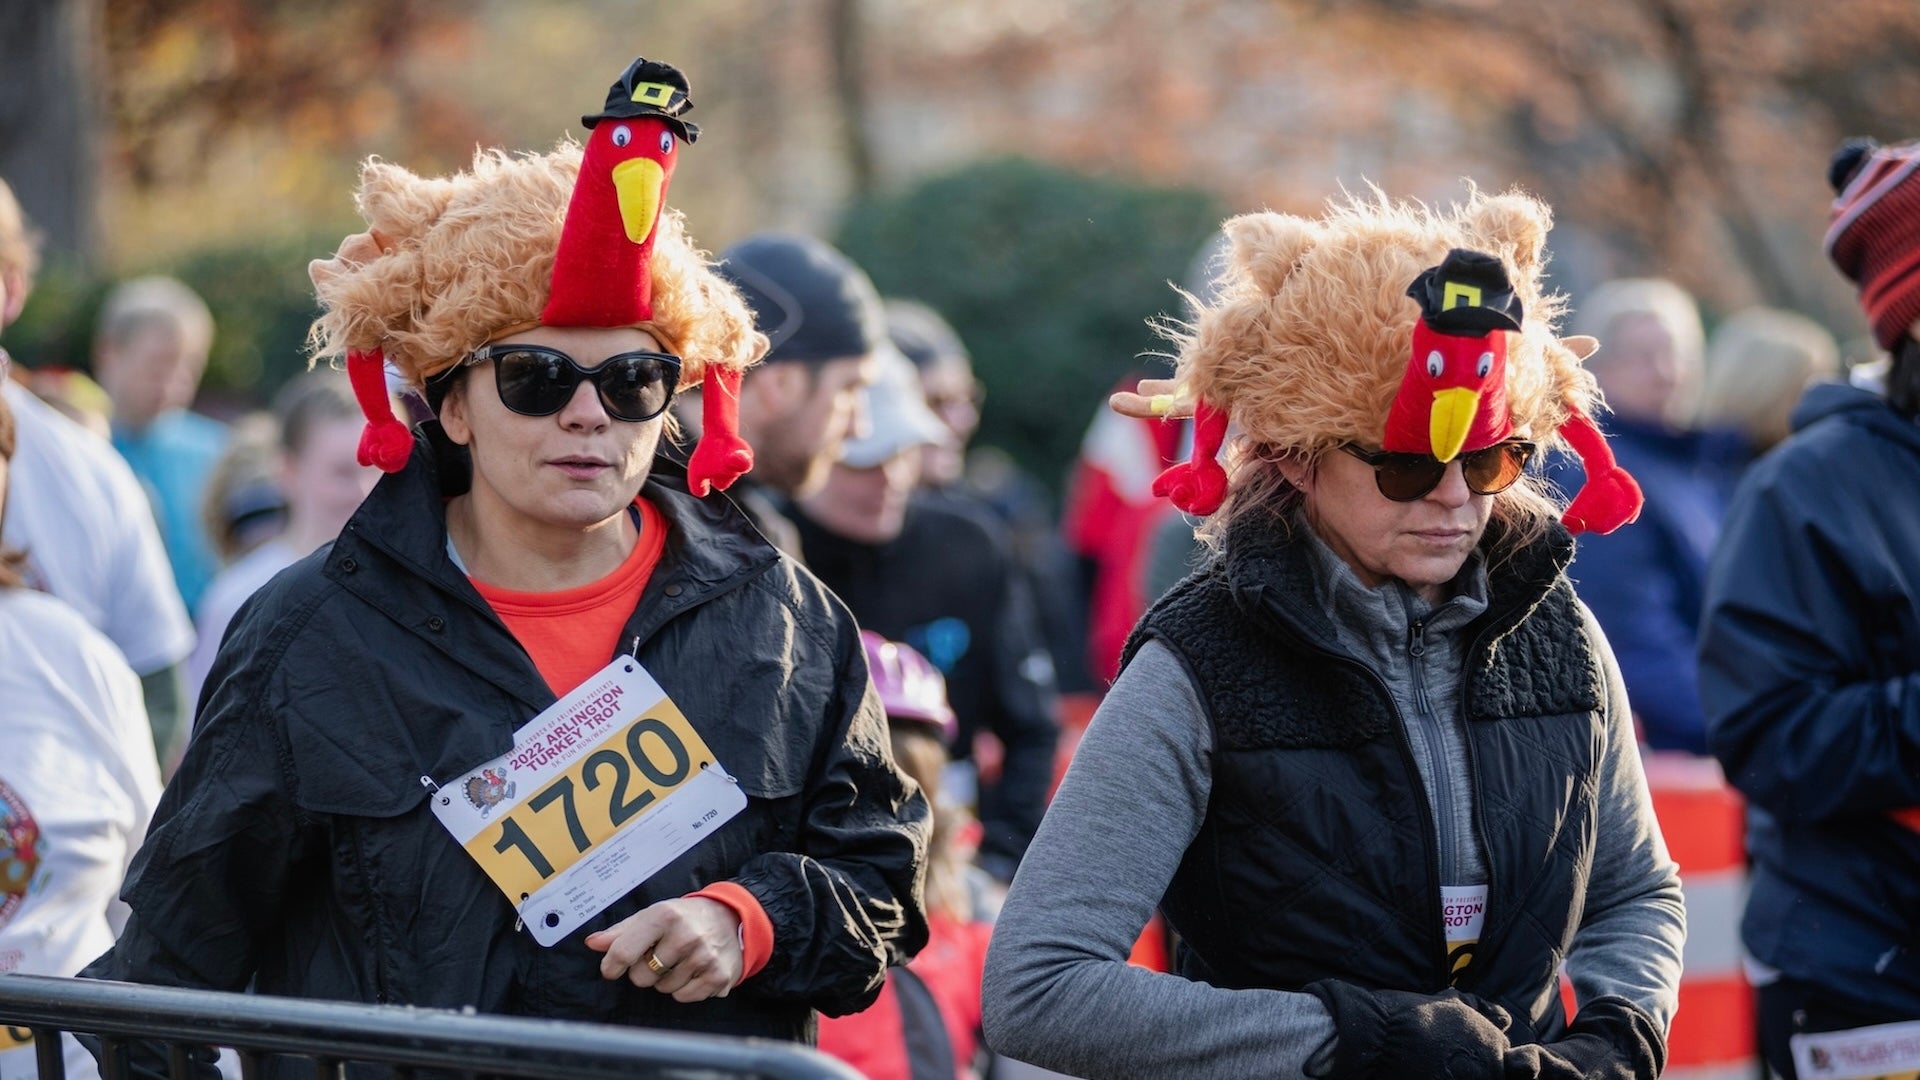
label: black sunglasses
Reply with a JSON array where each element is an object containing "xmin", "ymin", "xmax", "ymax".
[
  {"xmin": 1340, "ymin": 440, "xmax": 1536, "ymax": 502},
  {"xmin": 460, "ymin": 344, "xmax": 682, "ymax": 423}
]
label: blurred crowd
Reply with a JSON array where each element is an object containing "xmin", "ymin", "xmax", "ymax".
[{"xmin": 0, "ymin": 103, "xmax": 1915, "ymax": 1080}]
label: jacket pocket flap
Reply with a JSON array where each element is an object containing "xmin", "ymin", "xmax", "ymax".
[
  {"xmin": 282, "ymin": 686, "xmax": 514, "ymax": 819},
  {"xmin": 285, "ymin": 714, "xmax": 434, "ymax": 817}
]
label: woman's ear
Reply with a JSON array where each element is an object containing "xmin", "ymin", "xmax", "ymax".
[
  {"xmin": 1274, "ymin": 450, "xmax": 1313, "ymax": 492},
  {"xmin": 438, "ymin": 374, "xmax": 472, "ymax": 447}
]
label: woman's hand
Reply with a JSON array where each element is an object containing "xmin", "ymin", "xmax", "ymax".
[{"xmin": 585, "ymin": 896, "xmax": 744, "ymax": 1002}]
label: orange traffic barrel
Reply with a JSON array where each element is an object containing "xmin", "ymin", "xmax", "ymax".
[{"xmin": 1565, "ymin": 752, "xmax": 1753, "ymax": 1079}]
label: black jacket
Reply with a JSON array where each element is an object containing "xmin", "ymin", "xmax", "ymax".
[
  {"xmin": 1126, "ymin": 515, "xmax": 1629, "ymax": 1040},
  {"xmin": 793, "ymin": 495, "xmax": 1059, "ymax": 879},
  {"xmin": 85, "ymin": 439, "xmax": 930, "ymax": 1061},
  {"xmin": 1701, "ymin": 382, "xmax": 1920, "ymax": 1018}
]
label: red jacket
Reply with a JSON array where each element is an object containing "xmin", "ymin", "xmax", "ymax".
[
  {"xmin": 818, "ymin": 912, "xmax": 992, "ymax": 1079},
  {"xmin": 1062, "ymin": 377, "xmax": 1186, "ymax": 683}
]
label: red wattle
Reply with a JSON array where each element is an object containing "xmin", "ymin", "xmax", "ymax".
[
  {"xmin": 346, "ymin": 348, "xmax": 412, "ymax": 473},
  {"xmin": 686, "ymin": 366, "xmax": 753, "ymax": 496},
  {"xmin": 1150, "ymin": 399, "xmax": 1229, "ymax": 515},
  {"xmin": 1557, "ymin": 407, "xmax": 1644, "ymax": 535}
]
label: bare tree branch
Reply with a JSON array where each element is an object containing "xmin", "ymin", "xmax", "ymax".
[
  {"xmin": 828, "ymin": 0, "xmax": 876, "ymax": 197},
  {"xmin": 0, "ymin": 0, "xmax": 104, "ymax": 266}
]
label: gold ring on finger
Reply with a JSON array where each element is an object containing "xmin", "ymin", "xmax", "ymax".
[{"xmin": 645, "ymin": 950, "xmax": 672, "ymax": 976}]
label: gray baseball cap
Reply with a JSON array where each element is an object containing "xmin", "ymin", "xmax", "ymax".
[{"xmin": 839, "ymin": 345, "xmax": 950, "ymax": 469}]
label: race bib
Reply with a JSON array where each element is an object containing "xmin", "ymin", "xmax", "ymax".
[
  {"xmin": 429, "ymin": 657, "xmax": 746, "ymax": 946},
  {"xmin": 1441, "ymin": 884, "xmax": 1488, "ymax": 983},
  {"xmin": 1792, "ymin": 1020, "xmax": 1920, "ymax": 1080}
]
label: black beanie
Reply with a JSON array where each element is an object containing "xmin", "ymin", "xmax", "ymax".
[
  {"xmin": 884, "ymin": 298, "xmax": 970, "ymax": 371},
  {"xmin": 716, "ymin": 233, "xmax": 885, "ymax": 364}
]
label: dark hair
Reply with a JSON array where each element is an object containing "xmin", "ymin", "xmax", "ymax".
[
  {"xmin": 0, "ymin": 391, "xmax": 28, "ymax": 589},
  {"xmin": 884, "ymin": 298, "xmax": 969, "ymax": 372},
  {"xmin": 1890, "ymin": 337, "xmax": 1920, "ymax": 417},
  {"xmin": 273, "ymin": 368, "xmax": 362, "ymax": 457},
  {"xmin": 198, "ymin": 413, "xmax": 286, "ymax": 564}
]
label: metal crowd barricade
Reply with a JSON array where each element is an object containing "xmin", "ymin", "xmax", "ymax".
[{"xmin": 0, "ymin": 974, "xmax": 863, "ymax": 1080}]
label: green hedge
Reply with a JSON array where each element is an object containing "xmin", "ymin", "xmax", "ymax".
[
  {"xmin": 7, "ymin": 236, "xmax": 328, "ymax": 412},
  {"xmin": 837, "ymin": 156, "xmax": 1226, "ymax": 494}
]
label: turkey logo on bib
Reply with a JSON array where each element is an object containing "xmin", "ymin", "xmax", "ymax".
[{"xmin": 463, "ymin": 768, "xmax": 517, "ymax": 819}]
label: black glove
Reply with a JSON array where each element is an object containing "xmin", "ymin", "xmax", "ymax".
[
  {"xmin": 1502, "ymin": 995, "xmax": 1665, "ymax": 1080},
  {"xmin": 1306, "ymin": 979, "xmax": 1514, "ymax": 1080},
  {"xmin": 1465, "ymin": 990, "xmax": 1540, "ymax": 1046}
]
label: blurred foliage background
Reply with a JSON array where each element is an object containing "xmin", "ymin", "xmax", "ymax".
[
  {"xmin": 4, "ymin": 0, "xmax": 1919, "ymax": 488},
  {"xmin": 839, "ymin": 158, "xmax": 1224, "ymax": 480}
]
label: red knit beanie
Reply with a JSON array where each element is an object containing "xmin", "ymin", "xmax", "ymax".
[{"xmin": 1825, "ymin": 137, "xmax": 1920, "ymax": 352}]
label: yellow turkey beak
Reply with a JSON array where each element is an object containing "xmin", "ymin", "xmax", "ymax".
[
  {"xmin": 612, "ymin": 158, "xmax": 666, "ymax": 244},
  {"xmin": 1429, "ymin": 387, "xmax": 1481, "ymax": 463}
]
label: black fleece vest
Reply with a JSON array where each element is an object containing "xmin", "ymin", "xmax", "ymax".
[{"xmin": 1123, "ymin": 518, "xmax": 1604, "ymax": 1033}]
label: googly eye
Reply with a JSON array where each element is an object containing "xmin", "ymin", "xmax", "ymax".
[
  {"xmin": 611, "ymin": 124, "xmax": 632, "ymax": 148},
  {"xmin": 1477, "ymin": 351, "xmax": 1494, "ymax": 378},
  {"xmin": 659, "ymin": 131, "xmax": 674, "ymax": 154},
  {"xmin": 1426, "ymin": 350, "xmax": 1444, "ymax": 378}
]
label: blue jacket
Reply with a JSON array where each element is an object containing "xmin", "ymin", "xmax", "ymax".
[
  {"xmin": 1549, "ymin": 417, "xmax": 1742, "ymax": 753},
  {"xmin": 114, "ymin": 409, "xmax": 228, "ymax": 612},
  {"xmin": 1700, "ymin": 382, "xmax": 1920, "ymax": 1016}
]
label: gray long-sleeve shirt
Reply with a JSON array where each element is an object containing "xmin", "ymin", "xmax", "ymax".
[{"xmin": 982, "ymin": 547, "xmax": 1685, "ymax": 1079}]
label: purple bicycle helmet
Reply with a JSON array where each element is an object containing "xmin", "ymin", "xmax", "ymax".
[{"xmin": 860, "ymin": 630, "xmax": 958, "ymax": 743}]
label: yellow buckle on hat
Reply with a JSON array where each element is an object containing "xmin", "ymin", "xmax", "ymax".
[
  {"xmin": 630, "ymin": 81, "xmax": 677, "ymax": 107},
  {"xmin": 1442, "ymin": 281, "xmax": 1483, "ymax": 310}
]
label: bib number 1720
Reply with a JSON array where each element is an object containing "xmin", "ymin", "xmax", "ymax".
[{"xmin": 489, "ymin": 715, "xmax": 694, "ymax": 887}]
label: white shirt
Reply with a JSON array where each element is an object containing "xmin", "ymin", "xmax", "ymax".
[
  {"xmin": 0, "ymin": 588, "xmax": 162, "ymax": 1080},
  {"xmin": 187, "ymin": 539, "xmax": 299, "ymax": 706},
  {"xmin": 1, "ymin": 379, "xmax": 195, "ymax": 674}
]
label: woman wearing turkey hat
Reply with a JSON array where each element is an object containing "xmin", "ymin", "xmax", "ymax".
[
  {"xmin": 982, "ymin": 191, "xmax": 1685, "ymax": 1079},
  {"xmin": 83, "ymin": 56, "xmax": 928, "ymax": 1069}
]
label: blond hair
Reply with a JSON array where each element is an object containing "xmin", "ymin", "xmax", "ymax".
[
  {"xmin": 0, "ymin": 178, "xmax": 37, "ymax": 289},
  {"xmin": 888, "ymin": 725, "xmax": 969, "ymax": 920},
  {"xmin": 1572, "ymin": 278, "xmax": 1705, "ymax": 374},
  {"xmin": 307, "ymin": 143, "xmax": 764, "ymax": 392},
  {"xmin": 1172, "ymin": 187, "xmax": 1589, "ymax": 553},
  {"xmin": 1700, "ymin": 307, "xmax": 1839, "ymax": 448}
]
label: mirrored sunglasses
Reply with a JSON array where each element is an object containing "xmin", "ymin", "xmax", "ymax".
[{"xmin": 1340, "ymin": 440, "xmax": 1536, "ymax": 502}]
